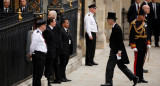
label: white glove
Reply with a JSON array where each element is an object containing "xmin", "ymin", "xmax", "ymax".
[
  {"xmin": 132, "ymin": 48, "xmax": 138, "ymax": 52},
  {"xmin": 147, "ymin": 45, "xmax": 151, "ymax": 49}
]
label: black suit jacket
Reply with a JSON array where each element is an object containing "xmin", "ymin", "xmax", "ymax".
[
  {"xmin": 128, "ymin": 3, "xmax": 138, "ymax": 23},
  {"xmin": 148, "ymin": 2, "xmax": 160, "ymax": 22},
  {"xmin": 110, "ymin": 24, "xmax": 129, "ymax": 64},
  {"xmin": 60, "ymin": 27, "xmax": 73, "ymax": 55},
  {"xmin": 16, "ymin": 6, "xmax": 28, "ymax": 13},
  {"xmin": 43, "ymin": 25, "xmax": 56, "ymax": 59},
  {"xmin": 0, "ymin": 7, "xmax": 14, "ymax": 13}
]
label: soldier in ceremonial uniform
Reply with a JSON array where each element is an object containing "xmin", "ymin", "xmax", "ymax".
[
  {"xmin": 101, "ymin": 12, "xmax": 138, "ymax": 86},
  {"xmin": 27, "ymin": 20, "xmax": 47, "ymax": 86},
  {"xmin": 84, "ymin": 4, "xmax": 98, "ymax": 66},
  {"xmin": 129, "ymin": 9, "xmax": 151, "ymax": 83}
]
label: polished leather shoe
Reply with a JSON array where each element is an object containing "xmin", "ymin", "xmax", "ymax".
[
  {"xmin": 61, "ymin": 79, "xmax": 67, "ymax": 82},
  {"xmin": 139, "ymin": 79, "xmax": 148, "ymax": 83},
  {"xmin": 85, "ymin": 63, "xmax": 93, "ymax": 66},
  {"xmin": 133, "ymin": 76, "xmax": 138, "ymax": 86},
  {"xmin": 101, "ymin": 83, "xmax": 112, "ymax": 86},
  {"xmin": 65, "ymin": 78, "xmax": 72, "ymax": 82},
  {"xmin": 51, "ymin": 80, "xmax": 61, "ymax": 84},
  {"xmin": 143, "ymin": 69, "xmax": 148, "ymax": 73},
  {"xmin": 92, "ymin": 62, "xmax": 98, "ymax": 65},
  {"xmin": 48, "ymin": 81, "xmax": 51, "ymax": 86},
  {"xmin": 155, "ymin": 44, "xmax": 159, "ymax": 47}
]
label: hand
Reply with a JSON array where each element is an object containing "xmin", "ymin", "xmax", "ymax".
[
  {"xmin": 147, "ymin": 45, "xmax": 151, "ymax": 49},
  {"xmin": 132, "ymin": 48, "xmax": 138, "ymax": 52},
  {"xmin": 27, "ymin": 53, "xmax": 32, "ymax": 58},
  {"xmin": 89, "ymin": 36, "xmax": 93, "ymax": 40},
  {"xmin": 117, "ymin": 51, "xmax": 122, "ymax": 57},
  {"xmin": 96, "ymin": 34, "xmax": 98, "ymax": 38}
]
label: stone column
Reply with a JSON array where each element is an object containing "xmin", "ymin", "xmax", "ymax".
[{"xmin": 96, "ymin": 0, "xmax": 106, "ymax": 48}]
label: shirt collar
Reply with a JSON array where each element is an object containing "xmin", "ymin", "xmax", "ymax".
[
  {"xmin": 89, "ymin": 11, "xmax": 94, "ymax": 16},
  {"xmin": 37, "ymin": 28, "xmax": 42, "ymax": 35},
  {"xmin": 4, "ymin": 7, "xmax": 8, "ymax": 9},
  {"xmin": 112, "ymin": 23, "xmax": 116, "ymax": 28},
  {"xmin": 63, "ymin": 27, "xmax": 68, "ymax": 32},
  {"xmin": 49, "ymin": 25, "xmax": 53, "ymax": 30}
]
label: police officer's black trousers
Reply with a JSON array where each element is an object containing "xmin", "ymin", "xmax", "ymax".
[
  {"xmin": 32, "ymin": 51, "xmax": 46, "ymax": 86},
  {"xmin": 59, "ymin": 54, "xmax": 70, "ymax": 79},
  {"xmin": 85, "ymin": 32, "xmax": 96, "ymax": 64},
  {"xmin": 134, "ymin": 50, "xmax": 146, "ymax": 80},
  {"xmin": 105, "ymin": 50, "xmax": 136, "ymax": 85}
]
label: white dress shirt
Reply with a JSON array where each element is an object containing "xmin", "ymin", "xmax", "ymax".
[
  {"xmin": 84, "ymin": 12, "xmax": 98, "ymax": 37},
  {"xmin": 152, "ymin": 3, "xmax": 157, "ymax": 19},
  {"xmin": 49, "ymin": 25, "xmax": 53, "ymax": 30},
  {"xmin": 112, "ymin": 23, "xmax": 116, "ymax": 28},
  {"xmin": 30, "ymin": 28, "xmax": 47, "ymax": 55},
  {"xmin": 4, "ymin": 7, "xmax": 9, "ymax": 12},
  {"xmin": 135, "ymin": 2, "xmax": 140, "ymax": 12}
]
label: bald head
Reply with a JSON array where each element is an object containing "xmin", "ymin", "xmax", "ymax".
[
  {"xmin": 142, "ymin": 5, "xmax": 150, "ymax": 14},
  {"xmin": 48, "ymin": 10, "xmax": 57, "ymax": 19}
]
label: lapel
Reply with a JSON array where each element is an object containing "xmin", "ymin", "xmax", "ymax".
[{"xmin": 62, "ymin": 27, "xmax": 68, "ymax": 37}]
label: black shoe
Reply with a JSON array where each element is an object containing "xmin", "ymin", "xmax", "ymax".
[
  {"xmin": 155, "ymin": 44, "xmax": 159, "ymax": 47},
  {"xmin": 139, "ymin": 79, "xmax": 148, "ymax": 83},
  {"xmin": 143, "ymin": 69, "xmax": 148, "ymax": 73},
  {"xmin": 101, "ymin": 83, "xmax": 112, "ymax": 86},
  {"xmin": 51, "ymin": 79, "xmax": 61, "ymax": 84},
  {"xmin": 48, "ymin": 81, "xmax": 51, "ymax": 86},
  {"xmin": 133, "ymin": 76, "xmax": 138, "ymax": 86},
  {"xmin": 85, "ymin": 63, "xmax": 93, "ymax": 66},
  {"xmin": 61, "ymin": 79, "xmax": 67, "ymax": 82},
  {"xmin": 92, "ymin": 62, "xmax": 98, "ymax": 65},
  {"xmin": 65, "ymin": 78, "xmax": 72, "ymax": 82}
]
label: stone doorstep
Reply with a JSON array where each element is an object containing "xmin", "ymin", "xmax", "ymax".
[{"xmin": 16, "ymin": 49, "xmax": 83, "ymax": 86}]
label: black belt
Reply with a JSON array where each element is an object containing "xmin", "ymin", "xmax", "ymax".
[{"xmin": 34, "ymin": 51, "xmax": 46, "ymax": 55}]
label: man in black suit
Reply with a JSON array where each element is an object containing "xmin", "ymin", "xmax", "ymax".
[
  {"xmin": 59, "ymin": 18, "xmax": 73, "ymax": 82},
  {"xmin": 148, "ymin": 0, "xmax": 160, "ymax": 47},
  {"xmin": 47, "ymin": 10, "xmax": 62, "ymax": 84},
  {"xmin": 101, "ymin": 12, "xmax": 138, "ymax": 86},
  {"xmin": 128, "ymin": 0, "xmax": 141, "ymax": 23},
  {"xmin": 43, "ymin": 17, "xmax": 56, "ymax": 86},
  {"xmin": 0, "ymin": 0, "xmax": 14, "ymax": 13},
  {"xmin": 129, "ymin": 9, "xmax": 151, "ymax": 83},
  {"xmin": 17, "ymin": 0, "xmax": 28, "ymax": 13}
]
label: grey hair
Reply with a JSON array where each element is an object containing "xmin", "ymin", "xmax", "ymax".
[{"xmin": 49, "ymin": 10, "xmax": 57, "ymax": 19}]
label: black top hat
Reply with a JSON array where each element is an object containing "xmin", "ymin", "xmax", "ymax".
[
  {"xmin": 107, "ymin": 12, "xmax": 117, "ymax": 20},
  {"xmin": 36, "ymin": 19, "xmax": 46, "ymax": 26},
  {"xmin": 138, "ymin": 9, "xmax": 146, "ymax": 15},
  {"xmin": 88, "ymin": 4, "xmax": 97, "ymax": 8}
]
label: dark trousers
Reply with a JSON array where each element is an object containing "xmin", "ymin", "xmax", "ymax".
[
  {"xmin": 134, "ymin": 50, "xmax": 146, "ymax": 80},
  {"xmin": 59, "ymin": 54, "xmax": 70, "ymax": 79},
  {"xmin": 152, "ymin": 20, "xmax": 159, "ymax": 45},
  {"xmin": 44, "ymin": 51, "xmax": 55, "ymax": 82},
  {"xmin": 85, "ymin": 32, "xmax": 96, "ymax": 64},
  {"xmin": 105, "ymin": 50, "xmax": 136, "ymax": 85},
  {"xmin": 52, "ymin": 48, "xmax": 61, "ymax": 80},
  {"xmin": 32, "ymin": 51, "xmax": 46, "ymax": 86}
]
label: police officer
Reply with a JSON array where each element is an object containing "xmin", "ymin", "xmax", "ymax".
[
  {"xmin": 27, "ymin": 20, "xmax": 47, "ymax": 86},
  {"xmin": 129, "ymin": 9, "xmax": 151, "ymax": 83},
  {"xmin": 84, "ymin": 4, "xmax": 98, "ymax": 66}
]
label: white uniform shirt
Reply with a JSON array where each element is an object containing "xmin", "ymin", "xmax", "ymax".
[
  {"xmin": 30, "ymin": 28, "xmax": 47, "ymax": 55},
  {"xmin": 84, "ymin": 12, "xmax": 98, "ymax": 37}
]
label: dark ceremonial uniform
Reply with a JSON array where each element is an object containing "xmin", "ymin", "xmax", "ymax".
[{"xmin": 129, "ymin": 19, "xmax": 150, "ymax": 81}]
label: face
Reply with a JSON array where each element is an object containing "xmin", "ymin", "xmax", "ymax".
[
  {"xmin": 41, "ymin": 24, "xmax": 46, "ymax": 31},
  {"xmin": 48, "ymin": 12, "xmax": 55, "ymax": 18},
  {"xmin": 4, "ymin": 0, "xmax": 10, "ymax": 8},
  {"xmin": 135, "ymin": 0, "xmax": 141, "ymax": 4},
  {"xmin": 139, "ymin": 15, "xmax": 146, "ymax": 21},
  {"xmin": 152, "ymin": 0, "xmax": 156, "ymax": 3},
  {"xmin": 21, "ymin": 0, "xmax": 27, "ymax": 7},
  {"xmin": 50, "ymin": 19, "xmax": 56, "ymax": 27},
  {"xmin": 107, "ymin": 19, "xmax": 112, "ymax": 25},
  {"xmin": 145, "ymin": 6, "xmax": 150, "ymax": 14},
  {"xmin": 90, "ymin": 8, "xmax": 96, "ymax": 14},
  {"xmin": 62, "ymin": 20, "xmax": 69, "ymax": 29},
  {"xmin": 146, "ymin": 0, "xmax": 150, "ymax": 2}
]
